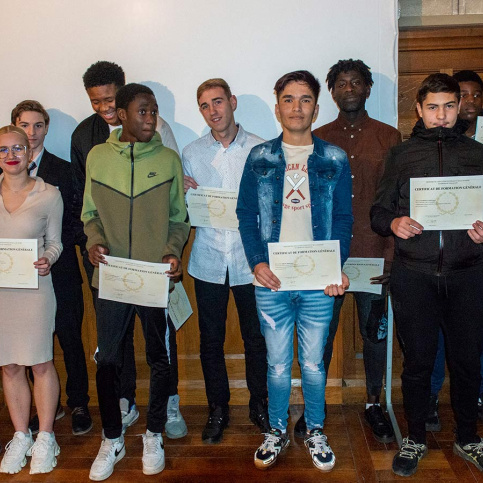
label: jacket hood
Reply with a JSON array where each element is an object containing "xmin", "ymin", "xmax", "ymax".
[
  {"xmin": 106, "ymin": 128, "xmax": 163, "ymax": 159},
  {"xmin": 410, "ymin": 118, "xmax": 470, "ymax": 141}
]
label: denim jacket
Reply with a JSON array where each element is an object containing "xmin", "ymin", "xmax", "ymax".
[{"xmin": 236, "ymin": 133, "xmax": 353, "ymax": 271}]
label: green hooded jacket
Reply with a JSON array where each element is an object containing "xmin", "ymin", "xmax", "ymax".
[{"xmin": 82, "ymin": 129, "xmax": 189, "ymax": 288}]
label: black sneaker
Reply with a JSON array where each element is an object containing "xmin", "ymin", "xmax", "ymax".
[
  {"xmin": 249, "ymin": 399, "xmax": 270, "ymax": 433},
  {"xmin": 454, "ymin": 438, "xmax": 483, "ymax": 471},
  {"xmin": 364, "ymin": 405, "xmax": 395, "ymax": 443},
  {"xmin": 254, "ymin": 428, "xmax": 289, "ymax": 470},
  {"xmin": 392, "ymin": 438, "xmax": 428, "ymax": 477},
  {"xmin": 304, "ymin": 428, "xmax": 335, "ymax": 472},
  {"xmin": 29, "ymin": 404, "xmax": 65, "ymax": 436},
  {"xmin": 425, "ymin": 394, "xmax": 441, "ymax": 432},
  {"xmin": 72, "ymin": 406, "xmax": 93, "ymax": 435},
  {"xmin": 201, "ymin": 405, "xmax": 229, "ymax": 444}
]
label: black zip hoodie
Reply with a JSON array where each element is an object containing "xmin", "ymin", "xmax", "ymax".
[{"xmin": 370, "ymin": 118, "xmax": 483, "ymax": 275}]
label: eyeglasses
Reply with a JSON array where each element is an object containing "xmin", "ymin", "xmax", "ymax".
[{"xmin": 0, "ymin": 145, "xmax": 28, "ymax": 159}]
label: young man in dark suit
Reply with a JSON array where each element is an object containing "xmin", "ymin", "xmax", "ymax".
[{"xmin": 11, "ymin": 100, "xmax": 92, "ymax": 435}]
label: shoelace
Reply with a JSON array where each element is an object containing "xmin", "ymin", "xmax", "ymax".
[
  {"xmin": 462, "ymin": 441, "xmax": 483, "ymax": 454},
  {"xmin": 72, "ymin": 407, "xmax": 88, "ymax": 417},
  {"xmin": 4, "ymin": 435, "xmax": 28, "ymax": 459},
  {"xmin": 31, "ymin": 436, "xmax": 51, "ymax": 458},
  {"xmin": 143, "ymin": 434, "xmax": 162, "ymax": 455},
  {"xmin": 399, "ymin": 439, "xmax": 426, "ymax": 459},
  {"xmin": 306, "ymin": 432, "xmax": 331, "ymax": 455},
  {"xmin": 167, "ymin": 401, "xmax": 180, "ymax": 421},
  {"xmin": 260, "ymin": 433, "xmax": 283, "ymax": 453},
  {"xmin": 97, "ymin": 439, "xmax": 118, "ymax": 461}
]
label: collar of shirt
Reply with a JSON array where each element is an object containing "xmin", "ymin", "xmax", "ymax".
[
  {"xmin": 28, "ymin": 148, "xmax": 44, "ymax": 177},
  {"xmin": 334, "ymin": 111, "xmax": 370, "ymax": 132},
  {"xmin": 204, "ymin": 123, "xmax": 247, "ymax": 151}
]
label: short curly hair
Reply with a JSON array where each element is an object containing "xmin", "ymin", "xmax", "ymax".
[
  {"xmin": 115, "ymin": 83, "xmax": 155, "ymax": 111},
  {"xmin": 453, "ymin": 70, "xmax": 483, "ymax": 90},
  {"xmin": 82, "ymin": 61, "xmax": 125, "ymax": 90},
  {"xmin": 326, "ymin": 59, "xmax": 373, "ymax": 92}
]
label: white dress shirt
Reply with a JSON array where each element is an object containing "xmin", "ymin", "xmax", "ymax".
[{"xmin": 182, "ymin": 124, "xmax": 264, "ymax": 286}]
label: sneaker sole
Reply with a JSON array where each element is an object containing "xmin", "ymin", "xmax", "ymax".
[
  {"xmin": 254, "ymin": 438, "xmax": 290, "ymax": 470},
  {"xmin": 453, "ymin": 442, "xmax": 483, "ymax": 471},
  {"xmin": 89, "ymin": 445, "xmax": 126, "ymax": 481},
  {"xmin": 165, "ymin": 425, "xmax": 188, "ymax": 439},
  {"xmin": 392, "ymin": 447, "xmax": 428, "ymax": 477},
  {"xmin": 143, "ymin": 460, "xmax": 165, "ymax": 475},
  {"xmin": 73, "ymin": 420, "xmax": 94, "ymax": 436},
  {"xmin": 0, "ymin": 456, "xmax": 28, "ymax": 474},
  {"xmin": 312, "ymin": 457, "xmax": 336, "ymax": 472}
]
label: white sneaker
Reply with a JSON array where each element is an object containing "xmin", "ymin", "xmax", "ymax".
[
  {"xmin": 89, "ymin": 436, "xmax": 125, "ymax": 481},
  {"xmin": 142, "ymin": 430, "xmax": 165, "ymax": 475},
  {"xmin": 304, "ymin": 428, "xmax": 335, "ymax": 472},
  {"xmin": 165, "ymin": 394, "xmax": 188, "ymax": 439},
  {"xmin": 0, "ymin": 430, "xmax": 33, "ymax": 474},
  {"xmin": 29, "ymin": 431, "xmax": 60, "ymax": 474},
  {"xmin": 120, "ymin": 398, "xmax": 139, "ymax": 434}
]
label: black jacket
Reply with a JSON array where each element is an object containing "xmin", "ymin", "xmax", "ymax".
[
  {"xmin": 70, "ymin": 113, "xmax": 110, "ymax": 249},
  {"xmin": 371, "ymin": 119, "xmax": 483, "ymax": 275},
  {"xmin": 37, "ymin": 150, "xmax": 83, "ymax": 284}
]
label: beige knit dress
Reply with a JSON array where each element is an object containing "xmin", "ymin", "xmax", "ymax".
[{"xmin": 0, "ymin": 176, "xmax": 63, "ymax": 366}]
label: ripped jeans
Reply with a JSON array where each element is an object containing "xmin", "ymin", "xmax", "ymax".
[{"xmin": 255, "ymin": 287, "xmax": 334, "ymax": 432}]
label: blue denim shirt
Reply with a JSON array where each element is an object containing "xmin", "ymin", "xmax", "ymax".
[{"xmin": 236, "ymin": 133, "xmax": 353, "ymax": 271}]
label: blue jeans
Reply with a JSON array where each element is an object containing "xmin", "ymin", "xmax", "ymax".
[{"xmin": 255, "ymin": 287, "xmax": 333, "ymax": 432}]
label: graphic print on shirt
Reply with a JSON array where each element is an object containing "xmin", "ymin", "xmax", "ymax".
[{"xmin": 283, "ymin": 163, "xmax": 311, "ymax": 211}]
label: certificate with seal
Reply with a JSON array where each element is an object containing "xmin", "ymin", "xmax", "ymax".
[
  {"xmin": 0, "ymin": 238, "xmax": 38, "ymax": 289},
  {"xmin": 99, "ymin": 256, "xmax": 170, "ymax": 308},
  {"xmin": 268, "ymin": 240, "xmax": 341, "ymax": 291},
  {"xmin": 186, "ymin": 186, "xmax": 239, "ymax": 231},
  {"xmin": 168, "ymin": 282, "xmax": 193, "ymax": 331},
  {"xmin": 410, "ymin": 175, "xmax": 483, "ymax": 230},
  {"xmin": 343, "ymin": 258, "xmax": 384, "ymax": 295}
]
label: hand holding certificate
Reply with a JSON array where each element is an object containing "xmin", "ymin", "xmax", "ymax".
[
  {"xmin": 0, "ymin": 239, "xmax": 38, "ymax": 289},
  {"xmin": 186, "ymin": 186, "xmax": 239, "ymax": 231},
  {"xmin": 410, "ymin": 176, "xmax": 483, "ymax": 230},
  {"xmin": 268, "ymin": 240, "xmax": 342, "ymax": 291},
  {"xmin": 99, "ymin": 256, "xmax": 170, "ymax": 308},
  {"xmin": 343, "ymin": 258, "xmax": 384, "ymax": 295}
]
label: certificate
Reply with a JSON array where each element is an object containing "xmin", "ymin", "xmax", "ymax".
[
  {"xmin": 168, "ymin": 282, "xmax": 193, "ymax": 331},
  {"xmin": 343, "ymin": 258, "xmax": 384, "ymax": 295},
  {"xmin": 268, "ymin": 240, "xmax": 341, "ymax": 291},
  {"xmin": 0, "ymin": 238, "xmax": 38, "ymax": 289},
  {"xmin": 99, "ymin": 256, "xmax": 170, "ymax": 308},
  {"xmin": 186, "ymin": 186, "xmax": 239, "ymax": 231},
  {"xmin": 410, "ymin": 175, "xmax": 483, "ymax": 230},
  {"xmin": 476, "ymin": 116, "xmax": 483, "ymax": 144}
]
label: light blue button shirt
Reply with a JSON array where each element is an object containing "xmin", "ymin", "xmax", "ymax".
[{"xmin": 182, "ymin": 124, "xmax": 264, "ymax": 286}]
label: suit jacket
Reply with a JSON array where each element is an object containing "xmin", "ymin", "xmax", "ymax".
[{"xmin": 37, "ymin": 150, "xmax": 83, "ymax": 285}]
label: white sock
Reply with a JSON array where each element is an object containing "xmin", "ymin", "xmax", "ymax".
[{"xmin": 366, "ymin": 403, "xmax": 380, "ymax": 409}]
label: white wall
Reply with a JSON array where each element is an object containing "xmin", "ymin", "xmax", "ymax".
[{"xmin": 0, "ymin": 0, "xmax": 398, "ymax": 160}]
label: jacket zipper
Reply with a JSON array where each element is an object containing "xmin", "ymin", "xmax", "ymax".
[
  {"xmin": 129, "ymin": 144, "xmax": 135, "ymax": 259},
  {"xmin": 437, "ymin": 130, "xmax": 443, "ymax": 275}
]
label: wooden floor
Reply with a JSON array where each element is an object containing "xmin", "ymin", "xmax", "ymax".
[{"xmin": 1, "ymin": 404, "xmax": 483, "ymax": 482}]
